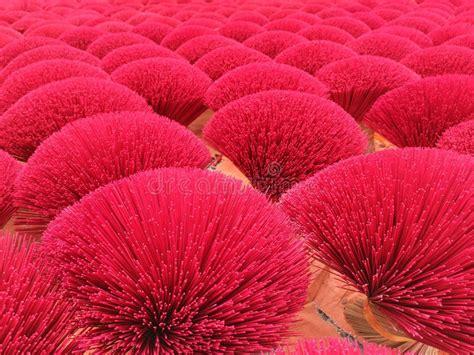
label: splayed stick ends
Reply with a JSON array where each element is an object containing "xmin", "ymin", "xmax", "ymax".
[
  {"xmin": 437, "ymin": 119, "xmax": 474, "ymax": 156},
  {"xmin": 364, "ymin": 75, "xmax": 474, "ymax": 147},
  {"xmin": 0, "ymin": 233, "xmax": 77, "ymax": 353},
  {"xmin": 0, "ymin": 77, "xmax": 151, "ymax": 161},
  {"xmin": 0, "ymin": 151, "xmax": 20, "ymax": 227},
  {"xmin": 42, "ymin": 168, "xmax": 309, "ymax": 353},
  {"xmin": 14, "ymin": 111, "xmax": 211, "ymax": 236},
  {"xmin": 0, "ymin": 59, "xmax": 108, "ymax": 113},
  {"xmin": 112, "ymin": 58, "xmax": 211, "ymax": 126},
  {"xmin": 204, "ymin": 90, "xmax": 366, "ymax": 200},
  {"xmin": 282, "ymin": 148, "xmax": 473, "ymax": 353},
  {"xmin": 316, "ymin": 55, "xmax": 419, "ymax": 121},
  {"xmin": 205, "ymin": 62, "xmax": 328, "ymax": 111}
]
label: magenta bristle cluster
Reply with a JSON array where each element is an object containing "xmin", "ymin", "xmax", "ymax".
[
  {"xmin": 57, "ymin": 26, "xmax": 104, "ymax": 49},
  {"xmin": 0, "ymin": 44, "xmax": 101, "ymax": 84},
  {"xmin": 205, "ymin": 62, "xmax": 329, "ymax": 111},
  {"xmin": 277, "ymin": 337, "xmax": 400, "ymax": 354},
  {"xmin": 11, "ymin": 17, "xmax": 44, "ymax": 33},
  {"xmin": 316, "ymin": 55, "xmax": 419, "ymax": 121},
  {"xmin": 0, "ymin": 36, "xmax": 61, "ymax": 67},
  {"xmin": 126, "ymin": 13, "xmax": 173, "ymax": 26},
  {"xmin": 0, "ymin": 59, "xmax": 108, "ymax": 114},
  {"xmin": 0, "ymin": 150, "xmax": 20, "ymax": 227},
  {"xmin": 184, "ymin": 14, "xmax": 222, "ymax": 25},
  {"xmin": 281, "ymin": 148, "xmax": 474, "ymax": 354},
  {"xmin": 101, "ymin": 43, "xmax": 182, "ymax": 73},
  {"xmin": 110, "ymin": 9, "xmax": 137, "ymax": 22},
  {"xmin": 0, "ymin": 28, "xmax": 15, "ymax": 40},
  {"xmin": 175, "ymin": 34, "xmax": 237, "ymax": 63},
  {"xmin": 129, "ymin": 13, "xmax": 180, "ymax": 27},
  {"xmin": 352, "ymin": 12, "xmax": 385, "ymax": 29},
  {"xmin": 0, "ymin": 26, "xmax": 19, "ymax": 39},
  {"xmin": 0, "ymin": 232, "xmax": 77, "ymax": 352},
  {"xmin": 445, "ymin": 34, "xmax": 474, "ymax": 49},
  {"xmin": 14, "ymin": 111, "xmax": 210, "ymax": 235},
  {"xmin": 429, "ymin": 22, "xmax": 473, "ymax": 45},
  {"xmin": 298, "ymin": 24, "xmax": 355, "ymax": 44},
  {"xmin": 131, "ymin": 21, "xmax": 173, "ymax": 44},
  {"xmin": 436, "ymin": 119, "xmax": 474, "ymax": 156},
  {"xmin": 111, "ymin": 58, "xmax": 210, "ymax": 126},
  {"xmin": 301, "ymin": 3, "xmax": 325, "ymax": 14},
  {"xmin": 285, "ymin": 12, "xmax": 319, "ymax": 25},
  {"xmin": 24, "ymin": 22, "xmax": 73, "ymax": 38},
  {"xmin": 388, "ymin": 15, "xmax": 440, "ymax": 34},
  {"xmin": 456, "ymin": 13, "xmax": 474, "ymax": 24},
  {"xmin": 0, "ymin": 28, "xmax": 15, "ymax": 37},
  {"xmin": 204, "ymin": 90, "xmax": 366, "ymax": 200},
  {"xmin": 229, "ymin": 10, "xmax": 268, "ymax": 25},
  {"xmin": 343, "ymin": 3, "xmax": 372, "ymax": 12},
  {"xmin": 264, "ymin": 18, "xmax": 308, "ymax": 33},
  {"xmin": 340, "ymin": 4, "xmax": 371, "ymax": 12},
  {"xmin": 365, "ymin": 75, "xmax": 474, "ymax": 147},
  {"xmin": 0, "ymin": 34, "xmax": 14, "ymax": 48},
  {"xmin": 66, "ymin": 13, "xmax": 100, "ymax": 26},
  {"xmin": 0, "ymin": 1, "xmax": 472, "ymax": 352},
  {"xmin": 374, "ymin": 25, "xmax": 433, "ymax": 47},
  {"xmin": 23, "ymin": 21, "xmax": 64, "ymax": 35},
  {"xmin": 218, "ymin": 20, "xmax": 265, "ymax": 42},
  {"xmin": 0, "ymin": 15, "xmax": 18, "ymax": 25},
  {"xmin": 193, "ymin": 13, "xmax": 228, "ymax": 23},
  {"xmin": 94, "ymin": 20, "xmax": 132, "ymax": 33},
  {"xmin": 374, "ymin": 8, "xmax": 403, "ymax": 21},
  {"xmin": 180, "ymin": 18, "xmax": 222, "ymax": 29},
  {"xmin": 270, "ymin": 10, "xmax": 301, "ymax": 20},
  {"xmin": 401, "ymin": 44, "xmax": 474, "ymax": 77},
  {"xmin": 321, "ymin": 16, "xmax": 371, "ymax": 37},
  {"xmin": 456, "ymin": 4, "xmax": 474, "ymax": 15},
  {"xmin": 275, "ymin": 40, "xmax": 357, "ymax": 75},
  {"xmin": 188, "ymin": 14, "xmax": 225, "ymax": 24},
  {"xmin": 0, "ymin": 77, "xmax": 150, "ymax": 161},
  {"xmin": 41, "ymin": 168, "xmax": 309, "ymax": 353},
  {"xmin": 243, "ymin": 30, "xmax": 307, "ymax": 58},
  {"xmin": 317, "ymin": 8, "xmax": 350, "ymax": 19},
  {"xmin": 160, "ymin": 25, "xmax": 216, "ymax": 50},
  {"xmin": 173, "ymin": 10, "xmax": 195, "ymax": 22},
  {"xmin": 347, "ymin": 33, "xmax": 420, "ymax": 61},
  {"xmin": 196, "ymin": 13, "xmax": 228, "ymax": 23},
  {"xmin": 408, "ymin": 10, "xmax": 448, "ymax": 26},
  {"xmin": 86, "ymin": 32, "xmax": 154, "ymax": 58},
  {"xmin": 14, "ymin": 19, "xmax": 60, "ymax": 31},
  {"xmin": 195, "ymin": 44, "xmax": 272, "ymax": 81}
]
